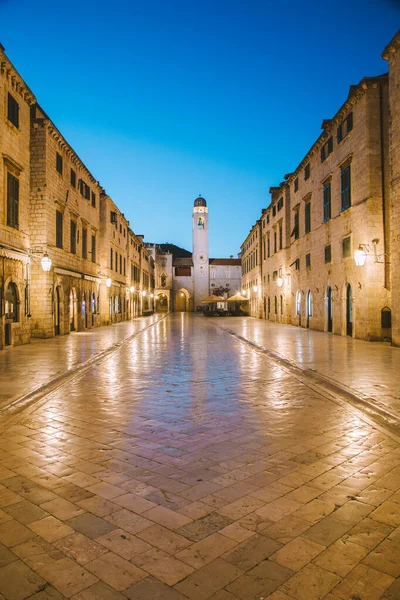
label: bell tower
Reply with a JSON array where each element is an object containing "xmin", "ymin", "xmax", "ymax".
[{"xmin": 192, "ymin": 195, "xmax": 209, "ymax": 310}]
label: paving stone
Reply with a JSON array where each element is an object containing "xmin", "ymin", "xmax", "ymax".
[
  {"xmin": 343, "ymin": 517, "xmax": 394, "ymax": 550},
  {"xmin": 76, "ymin": 497, "xmax": 119, "ymax": 518},
  {"xmin": 0, "ymin": 560, "xmax": 46, "ymax": 599},
  {"xmin": 313, "ymin": 537, "xmax": 369, "ymax": 577},
  {"xmin": 270, "ymin": 536, "xmax": 325, "ymax": 571},
  {"xmin": 222, "ymin": 534, "xmax": 281, "ymax": 571},
  {"xmin": 0, "ymin": 518, "xmax": 37, "ymax": 546},
  {"xmin": 84, "ymin": 552, "xmax": 146, "ymax": 591},
  {"xmin": 123, "ymin": 577, "xmax": 189, "ymax": 600},
  {"xmin": 132, "ymin": 547, "xmax": 194, "ymax": 585},
  {"xmin": 53, "ymin": 532, "xmax": 108, "ymax": 565},
  {"xmin": 104, "ymin": 509, "xmax": 152, "ymax": 535},
  {"xmin": 280, "ymin": 563, "xmax": 341, "ymax": 599},
  {"xmin": 362, "ymin": 537, "xmax": 400, "ymax": 577},
  {"xmin": 28, "ymin": 516, "xmax": 74, "ymax": 543},
  {"xmin": 331, "ymin": 563, "xmax": 394, "ymax": 600},
  {"xmin": 176, "ymin": 532, "xmax": 237, "ymax": 569},
  {"xmin": 71, "ymin": 581, "xmax": 126, "ymax": 599},
  {"xmin": 136, "ymin": 524, "xmax": 191, "ymax": 554},
  {"xmin": 95, "ymin": 528, "xmax": 151, "ymax": 559},
  {"xmin": 66, "ymin": 513, "xmax": 117, "ymax": 539},
  {"xmin": 174, "ymin": 558, "xmax": 243, "ymax": 600},
  {"xmin": 39, "ymin": 498, "xmax": 85, "ymax": 521},
  {"xmin": 226, "ymin": 559, "xmax": 294, "ymax": 600},
  {"xmin": 177, "ymin": 513, "xmax": 233, "ymax": 542},
  {"xmin": 3, "ymin": 500, "xmax": 48, "ymax": 524},
  {"xmin": 302, "ymin": 515, "xmax": 353, "ymax": 546}
]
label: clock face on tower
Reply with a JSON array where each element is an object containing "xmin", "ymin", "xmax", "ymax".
[{"xmin": 195, "ymin": 252, "xmax": 208, "ymax": 264}]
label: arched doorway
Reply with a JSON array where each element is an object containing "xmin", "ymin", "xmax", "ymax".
[
  {"xmin": 327, "ymin": 286, "xmax": 333, "ymax": 332},
  {"xmin": 54, "ymin": 286, "xmax": 62, "ymax": 335},
  {"xmin": 82, "ymin": 292, "xmax": 88, "ymax": 328},
  {"xmin": 306, "ymin": 291, "xmax": 312, "ymax": 329},
  {"xmin": 175, "ymin": 289, "xmax": 190, "ymax": 312},
  {"xmin": 156, "ymin": 294, "xmax": 168, "ymax": 312},
  {"xmin": 296, "ymin": 291, "xmax": 302, "ymax": 327},
  {"xmin": 346, "ymin": 284, "xmax": 353, "ymax": 337},
  {"xmin": 69, "ymin": 288, "xmax": 77, "ymax": 332},
  {"xmin": 4, "ymin": 282, "xmax": 18, "ymax": 346},
  {"xmin": 91, "ymin": 292, "xmax": 96, "ymax": 326}
]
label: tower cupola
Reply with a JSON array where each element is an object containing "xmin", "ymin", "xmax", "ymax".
[{"xmin": 194, "ymin": 195, "xmax": 207, "ymax": 207}]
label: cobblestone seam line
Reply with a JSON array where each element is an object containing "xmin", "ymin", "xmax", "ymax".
[
  {"xmin": 0, "ymin": 314, "xmax": 168, "ymax": 420},
  {"xmin": 212, "ymin": 322, "xmax": 400, "ymax": 441}
]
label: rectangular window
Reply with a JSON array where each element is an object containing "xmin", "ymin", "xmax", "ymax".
[
  {"xmin": 306, "ymin": 253, "xmax": 311, "ymax": 268},
  {"xmin": 325, "ymin": 244, "xmax": 332, "ymax": 263},
  {"xmin": 272, "ymin": 205, "xmax": 276, "ymax": 217},
  {"xmin": 323, "ymin": 183, "xmax": 331, "ymax": 222},
  {"xmin": 82, "ymin": 228, "xmax": 87, "ymax": 259},
  {"xmin": 70, "ymin": 168, "xmax": 76, "ymax": 188},
  {"xmin": 295, "ymin": 258, "xmax": 300, "ymax": 270},
  {"xmin": 291, "ymin": 210, "xmax": 299, "ymax": 240},
  {"xmin": 124, "ymin": 258, "xmax": 126, "ymax": 275},
  {"xmin": 337, "ymin": 112, "xmax": 353, "ymax": 143},
  {"xmin": 110, "ymin": 248, "xmax": 113, "ymax": 269},
  {"xmin": 70, "ymin": 221, "xmax": 77, "ymax": 254},
  {"xmin": 305, "ymin": 202, "xmax": 311, "ymax": 234},
  {"xmin": 110, "ymin": 211, "xmax": 117, "ymax": 225},
  {"xmin": 119, "ymin": 256, "xmax": 122, "ymax": 274},
  {"xmin": 266, "ymin": 215, "xmax": 270, "ymax": 224},
  {"xmin": 304, "ymin": 163, "xmax": 310, "ymax": 180},
  {"xmin": 7, "ymin": 93, "xmax": 19, "ymax": 128},
  {"xmin": 56, "ymin": 210, "xmax": 63, "ymax": 249},
  {"xmin": 320, "ymin": 137, "xmax": 333, "ymax": 162},
  {"xmin": 274, "ymin": 231, "xmax": 277, "ymax": 253},
  {"xmin": 294, "ymin": 177, "xmax": 299, "ymax": 192},
  {"xmin": 341, "ymin": 165, "xmax": 351, "ymax": 211},
  {"xmin": 267, "ymin": 236, "xmax": 270, "ymax": 258},
  {"xmin": 91, "ymin": 192, "xmax": 96, "ymax": 208},
  {"xmin": 7, "ymin": 173, "xmax": 19, "ymax": 229},
  {"xmin": 91, "ymin": 235, "xmax": 96, "ymax": 263},
  {"xmin": 277, "ymin": 197, "xmax": 284, "ymax": 211},
  {"xmin": 279, "ymin": 222, "xmax": 283, "ymax": 249},
  {"xmin": 342, "ymin": 236, "xmax": 351, "ymax": 258},
  {"xmin": 56, "ymin": 152, "xmax": 63, "ymax": 175},
  {"xmin": 79, "ymin": 180, "xmax": 90, "ymax": 200},
  {"xmin": 115, "ymin": 252, "xmax": 118, "ymax": 272},
  {"xmin": 272, "ymin": 270, "xmax": 278, "ymax": 281}
]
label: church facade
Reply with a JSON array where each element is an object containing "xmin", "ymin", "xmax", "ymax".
[{"xmin": 146, "ymin": 196, "xmax": 241, "ymax": 312}]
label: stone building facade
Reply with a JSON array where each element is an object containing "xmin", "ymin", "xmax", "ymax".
[
  {"xmin": 242, "ymin": 72, "xmax": 393, "ymax": 342},
  {"xmin": 0, "ymin": 44, "xmax": 155, "ymax": 350},
  {"xmin": 383, "ymin": 32, "xmax": 400, "ymax": 346},
  {"xmin": 0, "ymin": 44, "xmax": 36, "ymax": 350}
]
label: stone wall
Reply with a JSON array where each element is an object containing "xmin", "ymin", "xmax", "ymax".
[{"xmin": 384, "ymin": 32, "xmax": 400, "ymax": 346}]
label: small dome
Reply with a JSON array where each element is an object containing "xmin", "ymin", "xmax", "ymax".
[{"xmin": 194, "ymin": 195, "xmax": 207, "ymax": 207}]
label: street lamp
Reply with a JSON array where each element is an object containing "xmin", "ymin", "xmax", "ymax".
[
  {"xmin": 142, "ymin": 290, "xmax": 147, "ymax": 297},
  {"xmin": 129, "ymin": 286, "xmax": 135, "ymax": 293},
  {"xmin": 253, "ymin": 285, "xmax": 258, "ymax": 293},
  {"xmin": 106, "ymin": 278, "xmax": 112, "ymax": 288},
  {"xmin": 354, "ymin": 246, "xmax": 368, "ymax": 267},
  {"xmin": 40, "ymin": 252, "xmax": 52, "ymax": 272},
  {"xmin": 241, "ymin": 289, "xmax": 246, "ymax": 296},
  {"xmin": 277, "ymin": 277, "xmax": 283, "ymax": 287}
]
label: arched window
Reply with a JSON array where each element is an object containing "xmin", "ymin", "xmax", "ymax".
[
  {"xmin": 161, "ymin": 259, "xmax": 167, "ymax": 267},
  {"xmin": 274, "ymin": 296, "xmax": 277, "ymax": 314},
  {"xmin": 161, "ymin": 273, "xmax": 167, "ymax": 288},
  {"xmin": 267, "ymin": 297, "xmax": 270, "ymax": 314},
  {"xmin": 197, "ymin": 217, "xmax": 205, "ymax": 230},
  {"xmin": 296, "ymin": 291, "xmax": 301, "ymax": 315},
  {"xmin": 280, "ymin": 295, "xmax": 283, "ymax": 315},
  {"xmin": 5, "ymin": 282, "xmax": 18, "ymax": 322},
  {"xmin": 115, "ymin": 295, "xmax": 119, "ymax": 313},
  {"xmin": 91, "ymin": 292, "xmax": 96, "ymax": 314}
]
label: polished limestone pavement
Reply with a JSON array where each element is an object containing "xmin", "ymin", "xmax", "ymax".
[{"xmin": 0, "ymin": 314, "xmax": 399, "ymax": 599}]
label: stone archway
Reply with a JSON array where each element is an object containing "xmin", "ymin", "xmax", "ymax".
[
  {"xmin": 175, "ymin": 289, "xmax": 190, "ymax": 312},
  {"xmin": 156, "ymin": 293, "xmax": 169, "ymax": 313}
]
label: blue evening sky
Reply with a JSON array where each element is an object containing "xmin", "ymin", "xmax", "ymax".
[{"xmin": 0, "ymin": 0, "xmax": 398, "ymax": 256}]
